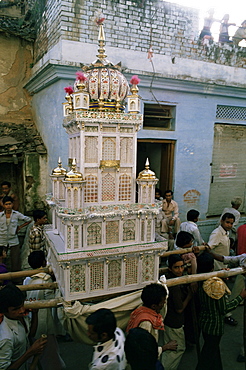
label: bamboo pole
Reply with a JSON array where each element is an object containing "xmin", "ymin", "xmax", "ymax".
[
  {"xmin": 24, "ymin": 298, "xmax": 63, "ymax": 309},
  {"xmin": 160, "ymin": 245, "xmax": 206, "ymax": 257},
  {"xmin": 17, "ymin": 282, "xmax": 58, "ymax": 291},
  {"xmin": 165, "ymin": 267, "xmax": 244, "ymax": 287},
  {"xmin": 22, "ymin": 267, "xmax": 245, "ymax": 309},
  {"xmin": 0, "ymin": 267, "xmax": 50, "ymax": 281}
]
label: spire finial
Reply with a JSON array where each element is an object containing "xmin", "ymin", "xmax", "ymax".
[{"xmin": 97, "ymin": 24, "xmax": 107, "ymax": 60}]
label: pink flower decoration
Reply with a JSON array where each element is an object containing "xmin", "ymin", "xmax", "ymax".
[
  {"xmin": 76, "ymin": 71, "xmax": 87, "ymax": 82},
  {"xmin": 130, "ymin": 75, "xmax": 140, "ymax": 85},
  {"xmin": 64, "ymin": 86, "xmax": 74, "ymax": 95}
]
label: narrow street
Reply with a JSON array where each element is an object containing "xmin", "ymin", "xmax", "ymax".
[{"xmin": 58, "ymin": 279, "xmax": 246, "ymax": 369}]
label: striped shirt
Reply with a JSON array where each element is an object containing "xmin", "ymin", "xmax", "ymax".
[{"xmin": 198, "ymin": 282, "xmax": 243, "ymax": 336}]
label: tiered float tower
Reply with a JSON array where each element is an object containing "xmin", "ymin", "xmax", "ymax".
[{"xmin": 45, "ymin": 25, "xmax": 167, "ymax": 300}]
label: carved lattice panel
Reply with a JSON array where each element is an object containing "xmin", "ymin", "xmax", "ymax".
[
  {"xmin": 102, "ymin": 126, "xmax": 116, "ymax": 132},
  {"xmin": 67, "ymin": 189, "xmax": 72, "ymax": 208},
  {"xmin": 102, "ymin": 173, "xmax": 115, "ymax": 201},
  {"xmin": 125, "ymin": 257, "xmax": 138, "ymax": 285},
  {"xmin": 74, "ymin": 225, "xmax": 79, "ymax": 249},
  {"xmin": 102, "ymin": 137, "xmax": 116, "ymax": 160},
  {"xmin": 142, "ymin": 254, "xmax": 155, "ymax": 282},
  {"xmin": 90, "ymin": 262, "xmax": 104, "ymax": 290},
  {"xmin": 147, "ymin": 219, "xmax": 152, "ymax": 241},
  {"xmin": 74, "ymin": 188, "xmax": 78, "ymax": 207},
  {"xmin": 87, "ymin": 222, "xmax": 102, "ymax": 245},
  {"xmin": 59, "ymin": 182, "xmax": 65, "ymax": 199},
  {"xmin": 123, "ymin": 219, "xmax": 135, "ymax": 241},
  {"xmin": 119, "ymin": 174, "xmax": 131, "ymax": 201},
  {"xmin": 85, "ymin": 126, "xmax": 98, "ymax": 132},
  {"xmin": 120, "ymin": 137, "xmax": 133, "ymax": 163},
  {"xmin": 141, "ymin": 220, "xmax": 145, "ymax": 242},
  {"xmin": 142, "ymin": 186, "xmax": 147, "ymax": 203},
  {"xmin": 85, "ymin": 137, "xmax": 98, "ymax": 163},
  {"xmin": 67, "ymin": 225, "xmax": 71, "ymax": 249},
  {"xmin": 108, "ymin": 260, "xmax": 121, "ymax": 288},
  {"xmin": 70, "ymin": 264, "xmax": 86, "ymax": 292},
  {"xmin": 106, "ymin": 220, "xmax": 119, "ymax": 244},
  {"xmin": 85, "ymin": 175, "xmax": 98, "ymax": 202}
]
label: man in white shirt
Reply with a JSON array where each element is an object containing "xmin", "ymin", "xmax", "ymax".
[
  {"xmin": 0, "ymin": 284, "xmax": 47, "ymax": 370},
  {"xmin": 161, "ymin": 190, "xmax": 181, "ymax": 239},
  {"xmin": 218, "ymin": 197, "xmax": 242, "ymax": 240},
  {"xmin": 180, "ymin": 209, "xmax": 204, "ymax": 246}
]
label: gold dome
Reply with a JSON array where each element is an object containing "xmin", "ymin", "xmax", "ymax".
[
  {"xmin": 64, "ymin": 158, "xmax": 83, "ymax": 181},
  {"xmin": 52, "ymin": 157, "xmax": 67, "ymax": 176},
  {"xmin": 137, "ymin": 158, "xmax": 157, "ymax": 180},
  {"xmin": 74, "ymin": 24, "xmax": 129, "ymax": 111}
]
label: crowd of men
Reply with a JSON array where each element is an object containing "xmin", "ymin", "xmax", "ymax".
[{"xmin": 0, "ymin": 181, "xmax": 246, "ymax": 369}]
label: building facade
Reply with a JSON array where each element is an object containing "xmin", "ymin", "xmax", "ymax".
[{"xmin": 1, "ymin": 0, "xmax": 246, "ymax": 220}]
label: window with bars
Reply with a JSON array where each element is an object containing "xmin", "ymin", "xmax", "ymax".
[
  {"xmin": 144, "ymin": 103, "xmax": 175, "ymax": 130},
  {"xmin": 216, "ymin": 105, "xmax": 246, "ymax": 121}
]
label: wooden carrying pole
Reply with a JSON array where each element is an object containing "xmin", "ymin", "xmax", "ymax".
[
  {"xmin": 17, "ymin": 282, "xmax": 58, "ymax": 291},
  {"xmin": 0, "ymin": 267, "xmax": 50, "ymax": 281},
  {"xmin": 23, "ymin": 267, "xmax": 245, "ymax": 309}
]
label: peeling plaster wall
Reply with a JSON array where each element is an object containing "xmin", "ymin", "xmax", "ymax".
[{"xmin": 0, "ymin": 34, "xmax": 47, "ymax": 213}]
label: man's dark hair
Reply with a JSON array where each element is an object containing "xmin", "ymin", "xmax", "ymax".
[
  {"xmin": 2, "ymin": 196, "xmax": 14, "ymax": 205},
  {"xmin": 221, "ymin": 212, "xmax": 235, "ymax": 222},
  {"xmin": 168, "ymin": 254, "xmax": 183, "ymax": 269},
  {"xmin": 85, "ymin": 308, "xmax": 116, "ymax": 340},
  {"xmin": 176, "ymin": 231, "xmax": 194, "ymax": 248},
  {"xmin": 197, "ymin": 252, "xmax": 214, "ymax": 274},
  {"xmin": 33, "ymin": 209, "xmax": 47, "ymax": 222},
  {"xmin": 187, "ymin": 209, "xmax": 199, "ymax": 222},
  {"xmin": 125, "ymin": 327, "xmax": 158, "ymax": 370},
  {"xmin": 1, "ymin": 181, "xmax": 11, "ymax": 188},
  {"xmin": 141, "ymin": 283, "xmax": 167, "ymax": 308},
  {"xmin": 164, "ymin": 189, "xmax": 173, "ymax": 196},
  {"xmin": 28, "ymin": 250, "xmax": 46, "ymax": 269},
  {"xmin": 0, "ymin": 284, "xmax": 25, "ymax": 313}
]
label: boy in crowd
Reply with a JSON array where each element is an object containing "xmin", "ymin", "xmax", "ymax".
[
  {"xmin": 24, "ymin": 251, "xmax": 65, "ymax": 370},
  {"xmin": 0, "ymin": 284, "xmax": 47, "ymax": 370},
  {"xmin": 196, "ymin": 253, "xmax": 246, "ymax": 370},
  {"xmin": 0, "ymin": 196, "xmax": 31, "ymax": 274},
  {"xmin": 86, "ymin": 308, "xmax": 126, "ymax": 370},
  {"xmin": 208, "ymin": 212, "xmax": 237, "ymax": 326},
  {"xmin": 29, "ymin": 210, "xmax": 48, "ymax": 254},
  {"xmin": 180, "ymin": 209, "xmax": 204, "ymax": 246},
  {"xmin": 126, "ymin": 283, "xmax": 177, "ymax": 359},
  {"xmin": 163, "ymin": 255, "xmax": 193, "ymax": 370},
  {"xmin": 0, "ymin": 181, "xmax": 19, "ymax": 211},
  {"xmin": 208, "ymin": 212, "xmax": 235, "ymax": 271}
]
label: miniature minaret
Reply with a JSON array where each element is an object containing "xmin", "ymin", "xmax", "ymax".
[
  {"xmin": 50, "ymin": 157, "xmax": 67, "ymax": 200},
  {"xmin": 136, "ymin": 158, "xmax": 158, "ymax": 204},
  {"xmin": 63, "ymin": 158, "xmax": 86, "ymax": 209}
]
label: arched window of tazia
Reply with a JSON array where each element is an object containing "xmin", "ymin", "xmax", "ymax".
[
  {"xmin": 119, "ymin": 174, "xmax": 131, "ymax": 201},
  {"xmin": 85, "ymin": 175, "xmax": 98, "ymax": 202},
  {"xmin": 87, "ymin": 222, "xmax": 102, "ymax": 245},
  {"xmin": 123, "ymin": 219, "xmax": 135, "ymax": 241},
  {"xmin": 102, "ymin": 137, "xmax": 116, "ymax": 160}
]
